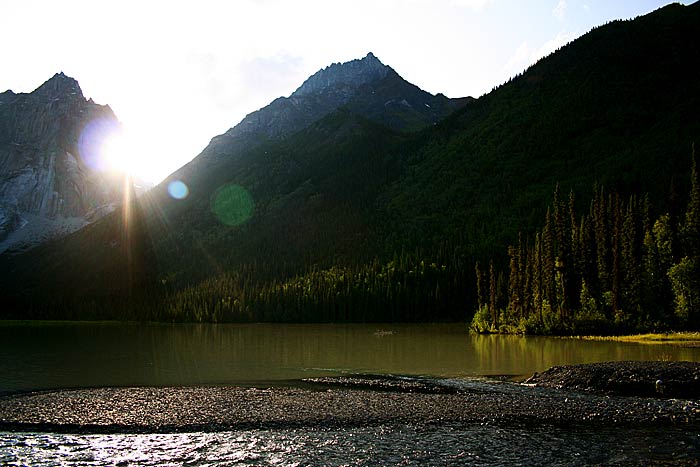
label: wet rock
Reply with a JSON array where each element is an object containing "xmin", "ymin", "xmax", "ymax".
[
  {"xmin": 302, "ymin": 374, "xmax": 459, "ymax": 394},
  {"xmin": 526, "ymin": 361, "xmax": 700, "ymax": 399},
  {"xmin": 0, "ymin": 376, "xmax": 698, "ymax": 434}
]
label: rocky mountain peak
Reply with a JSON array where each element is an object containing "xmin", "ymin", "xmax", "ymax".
[
  {"xmin": 33, "ymin": 72, "xmax": 84, "ymax": 100},
  {"xmin": 193, "ymin": 52, "xmax": 468, "ymax": 165},
  {"xmin": 292, "ymin": 52, "xmax": 391, "ymax": 97},
  {"xmin": 0, "ymin": 73, "xmax": 124, "ymax": 254}
]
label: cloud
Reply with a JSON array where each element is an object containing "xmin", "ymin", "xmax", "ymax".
[
  {"xmin": 392, "ymin": 0, "xmax": 495, "ymax": 11},
  {"xmin": 449, "ymin": 0, "xmax": 495, "ymax": 9},
  {"xmin": 502, "ymin": 31, "xmax": 575, "ymax": 77},
  {"xmin": 553, "ymin": 0, "xmax": 567, "ymax": 20},
  {"xmin": 533, "ymin": 31, "xmax": 575, "ymax": 61},
  {"xmin": 503, "ymin": 41, "xmax": 532, "ymax": 76}
]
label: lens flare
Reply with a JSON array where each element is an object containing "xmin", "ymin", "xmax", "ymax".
[
  {"xmin": 211, "ymin": 184, "xmax": 255, "ymax": 226},
  {"xmin": 167, "ymin": 180, "xmax": 189, "ymax": 200},
  {"xmin": 79, "ymin": 117, "xmax": 120, "ymax": 172}
]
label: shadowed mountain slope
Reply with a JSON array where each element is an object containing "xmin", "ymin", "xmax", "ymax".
[{"xmin": 380, "ymin": 1, "xmax": 700, "ymax": 254}]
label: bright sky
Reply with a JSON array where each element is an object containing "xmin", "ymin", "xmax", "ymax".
[{"xmin": 0, "ymin": 0, "xmax": 689, "ymax": 184}]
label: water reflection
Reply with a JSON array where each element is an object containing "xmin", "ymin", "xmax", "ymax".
[
  {"xmin": 467, "ymin": 334, "xmax": 694, "ymax": 378},
  {"xmin": 1, "ymin": 322, "xmax": 699, "ymax": 393}
]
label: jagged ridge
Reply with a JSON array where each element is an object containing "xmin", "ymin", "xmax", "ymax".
[{"xmin": 292, "ymin": 52, "xmax": 390, "ymax": 97}]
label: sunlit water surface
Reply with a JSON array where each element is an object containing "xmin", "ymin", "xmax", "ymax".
[
  {"xmin": 2, "ymin": 424, "xmax": 699, "ymax": 467},
  {"xmin": 2, "ymin": 322, "xmax": 699, "ymax": 393},
  {"xmin": 2, "ymin": 322, "xmax": 700, "ymax": 465}
]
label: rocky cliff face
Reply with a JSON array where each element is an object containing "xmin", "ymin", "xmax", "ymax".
[{"xmin": 0, "ymin": 73, "xmax": 124, "ymax": 253}]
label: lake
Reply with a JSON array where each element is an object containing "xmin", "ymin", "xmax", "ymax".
[
  {"xmin": 1, "ymin": 322, "xmax": 699, "ymax": 466},
  {"xmin": 2, "ymin": 322, "xmax": 700, "ymax": 393}
]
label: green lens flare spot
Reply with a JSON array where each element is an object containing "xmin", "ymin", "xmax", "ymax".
[{"xmin": 211, "ymin": 184, "xmax": 255, "ymax": 226}]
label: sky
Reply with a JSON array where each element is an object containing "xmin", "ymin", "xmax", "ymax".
[{"xmin": 0, "ymin": 0, "xmax": 691, "ymax": 184}]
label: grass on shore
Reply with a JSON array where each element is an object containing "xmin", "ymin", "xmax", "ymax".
[{"xmin": 579, "ymin": 332, "xmax": 700, "ymax": 347}]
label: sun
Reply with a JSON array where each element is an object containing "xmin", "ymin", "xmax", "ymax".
[
  {"xmin": 100, "ymin": 127, "xmax": 141, "ymax": 177},
  {"xmin": 100, "ymin": 125, "xmax": 166, "ymax": 185},
  {"xmin": 96, "ymin": 118, "xmax": 203, "ymax": 187}
]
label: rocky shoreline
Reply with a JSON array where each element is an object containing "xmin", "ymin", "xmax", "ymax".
[
  {"xmin": 0, "ymin": 362, "xmax": 699, "ymax": 434},
  {"xmin": 524, "ymin": 361, "xmax": 700, "ymax": 398}
]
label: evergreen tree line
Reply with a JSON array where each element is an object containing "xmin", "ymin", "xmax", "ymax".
[
  {"xmin": 3, "ymin": 245, "xmax": 473, "ymax": 323},
  {"xmin": 471, "ymin": 151, "xmax": 700, "ymax": 335},
  {"xmin": 157, "ymin": 257, "xmax": 458, "ymax": 323}
]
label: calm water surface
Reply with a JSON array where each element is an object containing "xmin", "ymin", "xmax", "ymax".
[
  {"xmin": 1, "ymin": 322, "xmax": 699, "ymax": 393},
  {"xmin": 2, "ymin": 322, "xmax": 700, "ymax": 466}
]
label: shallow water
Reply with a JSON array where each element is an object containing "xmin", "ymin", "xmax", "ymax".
[
  {"xmin": 2, "ymin": 423, "xmax": 699, "ymax": 467},
  {"xmin": 1, "ymin": 322, "xmax": 699, "ymax": 393},
  {"xmin": 2, "ymin": 322, "xmax": 700, "ymax": 465}
]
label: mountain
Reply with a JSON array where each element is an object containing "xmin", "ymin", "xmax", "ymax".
[
  {"xmin": 217, "ymin": 52, "xmax": 467, "ymax": 141},
  {"xmin": 172, "ymin": 52, "xmax": 469, "ymax": 187},
  {"xmin": 149, "ymin": 52, "xmax": 470, "ymax": 261},
  {"xmin": 2, "ymin": 3, "xmax": 700, "ymax": 323},
  {"xmin": 0, "ymin": 73, "xmax": 127, "ymax": 254},
  {"xmin": 381, "ymin": 1, "xmax": 700, "ymax": 254}
]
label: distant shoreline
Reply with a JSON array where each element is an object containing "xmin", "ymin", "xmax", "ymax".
[{"xmin": 574, "ymin": 332, "xmax": 700, "ymax": 347}]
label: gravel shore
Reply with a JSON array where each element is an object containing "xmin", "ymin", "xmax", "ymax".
[
  {"xmin": 1, "ymin": 368, "xmax": 699, "ymax": 434},
  {"xmin": 525, "ymin": 361, "xmax": 700, "ymax": 398}
]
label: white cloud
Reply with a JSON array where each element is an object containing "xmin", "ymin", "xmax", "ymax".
[
  {"xmin": 400, "ymin": 0, "xmax": 495, "ymax": 10},
  {"xmin": 503, "ymin": 41, "xmax": 532, "ymax": 76},
  {"xmin": 532, "ymin": 31, "xmax": 575, "ymax": 61},
  {"xmin": 449, "ymin": 0, "xmax": 495, "ymax": 10},
  {"xmin": 502, "ymin": 31, "xmax": 575, "ymax": 78},
  {"xmin": 553, "ymin": 0, "xmax": 567, "ymax": 20}
]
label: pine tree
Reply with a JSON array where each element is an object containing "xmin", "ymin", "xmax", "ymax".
[
  {"xmin": 489, "ymin": 260, "xmax": 498, "ymax": 329},
  {"xmin": 568, "ymin": 191, "xmax": 582, "ymax": 312},
  {"xmin": 553, "ymin": 184, "xmax": 566, "ymax": 254},
  {"xmin": 668, "ymin": 176, "xmax": 682, "ymax": 262},
  {"xmin": 475, "ymin": 261, "xmax": 485, "ymax": 310},
  {"xmin": 641, "ymin": 223, "xmax": 661, "ymax": 326},
  {"xmin": 542, "ymin": 208, "xmax": 556, "ymax": 312},
  {"xmin": 507, "ymin": 235, "xmax": 524, "ymax": 322},
  {"xmin": 653, "ymin": 214, "xmax": 675, "ymax": 324},
  {"xmin": 682, "ymin": 145, "xmax": 700, "ymax": 257},
  {"xmin": 620, "ymin": 198, "xmax": 640, "ymax": 328},
  {"xmin": 532, "ymin": 232, "xmax": 543, "ymax": 327},
  {"xmin": 592, "ymin": 186, "xmax": 610, "ymax": 295},
  {"xmin": 522, "ymin": 238, "xmax": 532, "ymax": 321},
  {"xmin": 610, "ymin": 193, "xmax": 622, "ymax": 319}
]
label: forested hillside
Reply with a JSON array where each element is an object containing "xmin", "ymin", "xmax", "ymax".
[
  {"xmin": 1, "ymin": 3, "xmax": 699, "ymax": 329},
  {"xmin": 472, "ymin": 149, "xmax": 700, "ymax": 335}
]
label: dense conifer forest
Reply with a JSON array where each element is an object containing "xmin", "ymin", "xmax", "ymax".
[{"xmin": 471, "ymin": 150, "xmax": 700, "ymax": 335}]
